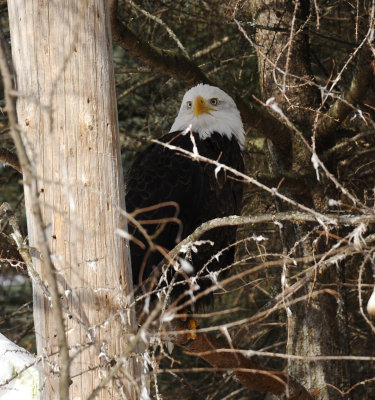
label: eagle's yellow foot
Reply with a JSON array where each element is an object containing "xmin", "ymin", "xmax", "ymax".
[
  {"xmin": 187, "ymin": 318, "xmax": 197, "ymax": 340},
  {"xmin": 182, "ymin": 318, "xmax": 198, "ymax": 346}
]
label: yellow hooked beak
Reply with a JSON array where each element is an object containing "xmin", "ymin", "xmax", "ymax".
[{"xmin": 193, "ymin": 96, "xmax": 214, "ymax": 118}]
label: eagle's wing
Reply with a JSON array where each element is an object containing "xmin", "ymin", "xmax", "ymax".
[
  {"xmin": 125, "ymin": 131, "xmax": 205, "ymax": 285},
  {"xmin": 126, "ymin": 130, "xmax": 244, "ymax": 311}
]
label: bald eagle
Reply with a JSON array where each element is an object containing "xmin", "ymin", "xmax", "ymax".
[{"xmin": 125, "ymin": 84, "xmax": 244, "ymax": 310}]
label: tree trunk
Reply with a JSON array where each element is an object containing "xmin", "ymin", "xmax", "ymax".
[
  {"xmin": 250, "ymin": 1, "xmax": 351, "ymax": 398},
  {"xmin": 7, "ymin": 1, "xmax": 138, "ymax": 398}
]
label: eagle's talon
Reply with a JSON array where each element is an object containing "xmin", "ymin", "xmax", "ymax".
[
  {"xmin": 187, "ymin": 318, "xmax": 198, "ymax": 339},
  {"xmin": 182, "ymin": 318, "xmax": 198, "ymax": 346}
]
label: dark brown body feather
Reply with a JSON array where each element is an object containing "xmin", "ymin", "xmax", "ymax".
[{"xmin": 125, "ymin": 130, "xmax": 244, "ymax": 309}]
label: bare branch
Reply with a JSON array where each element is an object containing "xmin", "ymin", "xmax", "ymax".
[
  {"xmin": 152, "ymin": 139, "xmax": 336, "ymax": 225},
  {"xmin": 0, "ymin": 147, "xmax": 21, "ymax": 173},
  {"xmin": 110, "ymin": 0, "xmax": 208, "ymax": 86},
  {"xmin": 170, "ymin": 325, "xmax": 314, "ymax": 400},
  {"xmin": 317, "ymin": 43, "xmax": 374, "ymax": 138},
  {"xmin": 125, "ymin": 0, "xmax": 190, "ymax": 59}
]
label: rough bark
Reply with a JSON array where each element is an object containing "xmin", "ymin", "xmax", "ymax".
[
  {"xmin": 249, "ymin": 1, "xmax": 351, "ymax": 398},
  {"xmin": 316, "ymin": 43, "xmax": 374, "ymax": 141},
  {"xmin": 7, "ymin": 1, "xmax": 138, "ymax": 399}
]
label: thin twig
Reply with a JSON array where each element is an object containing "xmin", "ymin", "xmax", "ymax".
[
  {"xmin": 152, "ymin": 139, "xmax": 339, "ymax": 225},
  {"xmin": 126, "ymin": 0, "xmax": 190, "ymax": 58}
]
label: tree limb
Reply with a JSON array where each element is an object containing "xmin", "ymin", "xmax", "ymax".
[
  {"xmin": 110, "ymin": 0, "xmax": 208, "ymax": 86},
  {"xmin": 166, "ymin": 319, "xmax": 313, "ymax": 399},
  {"xmin": 0, "ymin": 147, "xmax": 21, "ymax": 173},
  {"xmin": 317, "ymin": 43, "xmax": 374, "ymax": 140}
]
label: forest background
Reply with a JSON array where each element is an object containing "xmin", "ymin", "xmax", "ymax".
[{"xmin": 1, "ymin": 1, "xmax": 375, "ymax": 399}]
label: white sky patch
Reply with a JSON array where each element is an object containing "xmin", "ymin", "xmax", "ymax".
[
  {"xmin": 179, "ymin": 258, "xmax": 194, "ymax": 275},
  {"xmin": 64, "ymin": 289, "xmax": 71, "ymax": 298}
]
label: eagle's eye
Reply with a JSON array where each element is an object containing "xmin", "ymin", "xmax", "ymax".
[
  {"xmin": 186, "ymin": 101, "xmax": 192, "ymax": 109},
  {"xmin": 210, "ymin": 98, "xmax": 218, "ymax": 106}
]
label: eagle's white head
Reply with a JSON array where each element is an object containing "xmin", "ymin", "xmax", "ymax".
[{"xmin": 169, "ymin": 84, "xmax": 245, "ymax": 149}]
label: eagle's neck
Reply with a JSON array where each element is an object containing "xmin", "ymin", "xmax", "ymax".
[{"xmin": 169, "ymin": 113, "xmax": 245, "ymax": 149}]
